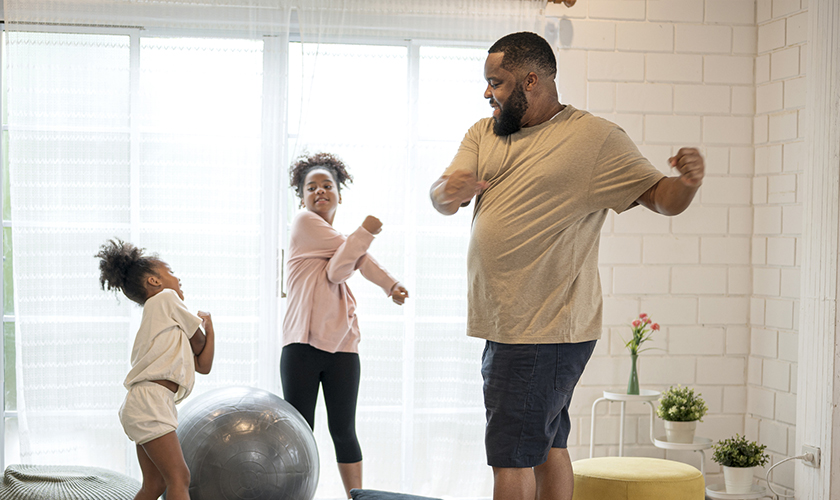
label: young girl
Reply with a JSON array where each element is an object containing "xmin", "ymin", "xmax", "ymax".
[
  {"xmin": 96, "ymin": 239, "xmax": 215, "ymax": 500},
  {"xmin": 282, "ymin": 152, "xmax": 409, "ymax": 499}
]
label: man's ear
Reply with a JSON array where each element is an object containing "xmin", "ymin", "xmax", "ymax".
[{"xmin": 524, "ymin": 72, "xmax": 538, "ymax": 91}]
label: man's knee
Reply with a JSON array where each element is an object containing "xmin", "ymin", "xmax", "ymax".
[{"xmin": 493, "ymin": 466, "xmax": 533, "ymax": 480}]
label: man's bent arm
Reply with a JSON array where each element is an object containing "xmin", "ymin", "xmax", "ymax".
[
  {"xmin": 636, "ymin": 147, "xmax": 704, "ymax": 216},
  {"xmin": 430, "ymin": 176, "xmax": 462, "ymax": 215},
  {"xmin": 430, "ymin": 170, "xmax": 488, "ymax": 216},
  {"xmin": 636, "ymin": 177, "xmax": 700, "ymax": 216}
]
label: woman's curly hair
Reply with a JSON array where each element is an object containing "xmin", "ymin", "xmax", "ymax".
[
  {"xmin": 289, "ymin": 152, "xmax": 353, "ymax": 199},
  {"xmin": 95, "ymin": 238, "xmax": 159, "ymax": 305}
]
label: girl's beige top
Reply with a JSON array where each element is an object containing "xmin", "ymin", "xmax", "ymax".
[{"xmin": 123, "ymin": 289, "xmax": 202, "ymax": 403}]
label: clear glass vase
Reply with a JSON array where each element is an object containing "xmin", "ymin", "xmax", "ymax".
[{"xmin": 627, "ymin": 354, "xmax": 640, "ymax": 395}]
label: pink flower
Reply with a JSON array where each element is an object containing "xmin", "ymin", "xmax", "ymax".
[
  {"xmin": 639, "ymin": 313, "xmax": 648, "ymax": 320},
  {"xmin": 632, "ymin": 319, "xmax": 641, "ymax": 327},
  {"xmin": 652, "ymin": 323, "xmax": 660, "ymax": 331}
]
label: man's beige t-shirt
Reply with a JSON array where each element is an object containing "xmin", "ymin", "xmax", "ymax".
[{"xmin": 443, "ymin": 105, "xmax": 665, "ymax": 344}]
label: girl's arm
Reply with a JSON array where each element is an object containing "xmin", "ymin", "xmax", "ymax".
[
  {"xmin": 327, "ymin": 216, "xmax": 383, "ymax": 282},
  {"xmin": 191, "ymin": 311, "xmax": 215, "ymax": 374},
  {"xmin": 357, "ymin": 253, "xmax": 406, "ymax": 303},
  {"xmin": 293, "ymin": 212, "xmax": 384, "ymax": 284},
  {"xmin": 390, "ymin": 283, "xmax": 409, "ymax": 305}
]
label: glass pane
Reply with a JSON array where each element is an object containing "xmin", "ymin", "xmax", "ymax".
[
  {"xmin": 2, "ymin": 132, "xmax": 9, "ymax": 221},
  {"xmin": 6, "ymin": 32, "xmax": 131, "ymax": 228},
  {"xmin": 5, "ymin": 31, "xmax": 267, "ymax": 472},
  {"xmin": 138, "ymin": 37, "xmax": 265, "ymax": 391},
  {"xmin": 288, "ymin": 43, "xmax": 410, "ymax": 497},
  {"xmin": 418, "ymin": 46, "xmax": 489, "ymax": 141},
  {"xmin": 287, "ymin": 41, "xmax": 492, "ymax": 498},
  {"xmin": 6, "ymin": 32, "xmax": 130, "ymax": 130},
  {"xmin": 4, "ymin": 321, "xmax": 14, "ymax": 411},
  {"xmin": 3, "ymin": 227, "xmax": 12, "ymax": 316}
]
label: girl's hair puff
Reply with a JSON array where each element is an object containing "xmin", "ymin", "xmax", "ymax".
[
  {"xmin": 96, "ymin": 238, "xmax": 159, "ymax": 305},
  {"xmin": 289, "ymin": 152, "xmax": 353, "ymax": 199}
]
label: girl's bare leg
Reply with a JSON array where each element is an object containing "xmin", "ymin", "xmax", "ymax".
[
  {"xmin": 137, "ymin": 432, "xmax": 191, "ymax": 500},
  {"xmin": 134, "ymin": 444, "xmax": 166, "ymax": 500},
  {"xmin": 337, "ymin": 461, "xmax": 362, "ymax": 499}
]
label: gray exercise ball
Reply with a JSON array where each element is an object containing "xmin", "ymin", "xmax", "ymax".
[{"xmin": 170, "ymin": 386, "xmax": 319, "ymax": 500}]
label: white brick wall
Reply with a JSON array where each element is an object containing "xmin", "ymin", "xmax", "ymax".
[
  {"xmin": 669, "ymin": 327, "xmax": 726, "ymax": 355},
  {"xmin": 704, "ymin": 55, "xmax": 755, "ymax": 84},
  {"xmin": 643, "ymin": 235, "xmax": 699, "ymax": 263},
  {"xmin": 562, "ymin": 20, "xmax": 616, "ymax": 50},
  {"xmin": 756, "ymin": 82, "xmax": 783, "ymax": 113},
  {"xmin": 674, "ymin": 85, "xmax": 730, "ymax": 114},
  {"xmin": 771, "ymin": 47, "xmax": 800, "ymax": 80},
  {"xmin": 616, "ymin": 83, "xmax": 672, "ymax": 113},
  {"xmin": 588, "ymin": 0, "xmax": 645, "ymax": 21},
  {"xmin": 700, "ymin": 237, "xmax": 750, "ymax": 264},
  {"xmin": 548, "ymin": 4, "xmax": 805, "ymax": 488},
  {"xmin": 645, "ymin": 115, "xmax": 701, "ymax": 143},
  {"xmin": 647, "ymin": 0, "xmax": 703, "ymax": 23},
  {"xmin": 675, "ymin": 25, "xmax": 731, "ymax": 54},
  {"xmin": 749, "ymin": 1, "xmax": 804, "ymax": 492},
  {"xmin": 706, "ymin": 0, "xmax": 756, "ymax": 25},
  {"xmin": 588, "ymin": 52, "xmax": 645, "ymax": 81},
  {"xmin": 704, "ymin": 116, "xmax": 753, "ymax": 145},
  {"xmin": 616, "ymin": 22, "xmax": 674, "ymax": 52},
  {"xmin": 646, "ymin": 53, "xmax": 703, "ymax": 82},
  {"xmin": 672, "ymin": 266, "xmax": 727, "ymax": 294}
]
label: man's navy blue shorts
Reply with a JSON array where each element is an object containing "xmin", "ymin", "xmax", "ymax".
[{"xmin": 481, "ymin": 339, "xmax": 596, "ymax": 468}]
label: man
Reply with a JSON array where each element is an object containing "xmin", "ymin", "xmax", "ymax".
[{"xmin": 429, "ymin": 32, "xmax": 704, "ymax": 500}]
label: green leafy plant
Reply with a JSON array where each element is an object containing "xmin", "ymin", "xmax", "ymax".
[
  {"xmin": 712, "ymin": 434, "xmax": 770, "ymax": 468},
  {"xmin": 656, "ymin": 385, "xmax": 708, "ymax": 422},
  {"xmin": 622, "ymin": 313, "xmax": 659, "ymax": 355}
]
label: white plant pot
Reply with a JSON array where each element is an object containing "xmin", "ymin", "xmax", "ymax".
[
  {"xmin": 723, "ymin": 465, "xmax": 756, "ymax": 494},
  {"xmin": 663, "ymin": 420, "xmax": 697, "ymax": 443}
]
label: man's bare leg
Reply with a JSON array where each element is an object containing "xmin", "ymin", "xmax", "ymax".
[
  {"xmin": 492, "ymin": 466, "xmax": 535, "ymax": 500},
  {"xmin": 534, "ymin": 448, "xmax": 574, "ymax": 500}
]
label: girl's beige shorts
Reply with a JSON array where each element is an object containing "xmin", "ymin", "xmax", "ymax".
[{"xmin": 118, "ymin": 381, "xmax": 178, "ymax": 445}]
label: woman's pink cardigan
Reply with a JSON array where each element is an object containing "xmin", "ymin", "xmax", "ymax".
[{"xmin": 282, "ymin": 211, "xmax": 398, "ymax": 353}]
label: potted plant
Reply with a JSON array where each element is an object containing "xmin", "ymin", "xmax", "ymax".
[
  {"xmin": 656, "ymin": 385, "xmax": 708, "ymax": 443},
  {"xmin": 621, "ymin": 313, "xmax": 659, "ymax": 394},
  {"xmin": 712, "ymin": 434, "xmax": 770, "ymax": 494}
]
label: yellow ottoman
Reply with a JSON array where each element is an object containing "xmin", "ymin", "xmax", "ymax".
[{"xmin": 572, "ymin": 457, "xmax": 704, "ymax": 500}]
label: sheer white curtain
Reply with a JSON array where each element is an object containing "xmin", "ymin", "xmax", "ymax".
[
  {"xmin": 1, "ymin": 0, "xmax": 545, "ymax": 498},
  {"xmin": 290, "ymin": 2, "xmax": 543, "ymax": 497},
  {"xmin": 2, "ymin": 0, "xmax": 291, "ymax": 477}
]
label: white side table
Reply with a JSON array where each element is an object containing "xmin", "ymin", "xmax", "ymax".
[
  {"xmin": 589, "ymin": 389, "xmax": 660, "ymax": 458},
  {"xmin": 653, "ymin": 436, "xmax": 712, "ymax": 475},
  {"xmin": 705, "ymin": 484, "xmax": 773, "ymax": 499}
]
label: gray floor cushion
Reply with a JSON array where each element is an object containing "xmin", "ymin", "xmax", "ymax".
[
  {"xmin": 350, "ymin": 488, "xmax": 444, "ymax": 500},
  {"xmin": 0, "ymin": 464, "xmax": 140, "ymax": 500}
]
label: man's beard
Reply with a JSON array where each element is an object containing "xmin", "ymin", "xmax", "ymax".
[{"xmin": 492, "ymin": 84, "xmax": 528, "ymax": 137}]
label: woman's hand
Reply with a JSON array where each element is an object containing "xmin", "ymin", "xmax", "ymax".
[
  {"xmin": 362, "ymin": 215, "xmax": 383, "ymax": 235},
  {"xmin": 390, "ymin": 283, "xmax": 409, "ymax": 305}
]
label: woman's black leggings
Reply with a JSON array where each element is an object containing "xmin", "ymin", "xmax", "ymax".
[{"xmin": 280, "ymin": 342, "xmax": 362, "ymax": 463}]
